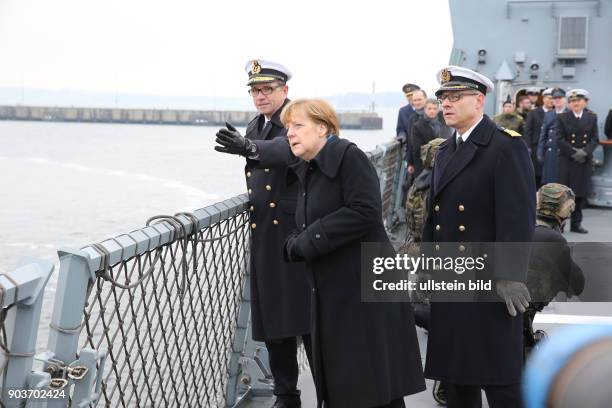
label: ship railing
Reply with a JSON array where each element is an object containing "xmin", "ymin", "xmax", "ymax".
[
  {"xmin": 0, "ymin": 139, "xmax": 406, "ymax": 407},
  {"xmin": 0, "ymin": 259, "xmax": 54, "ymax": 408}
]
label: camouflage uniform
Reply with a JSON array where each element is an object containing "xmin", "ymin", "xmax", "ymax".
[
  {"xmin": 400, "ymin": 138, "xmax": 445, "ymax": 303},
  {"xmin": 527, "ymin": 183, "xmax": 582, "ymax": 302},
  {"xmin": 493, "ymin": 113, "xmax": 524, "ymax": 134},
  {"xmin": 525, "ymin": 183, "xmax": 584, "ymax": 355}
]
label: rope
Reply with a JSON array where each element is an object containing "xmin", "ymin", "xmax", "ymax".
[{"xmin": 89, "ymin": 212, "xmax": 208, "ymax": 298}]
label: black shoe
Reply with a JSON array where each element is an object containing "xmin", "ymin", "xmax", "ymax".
[
  {"xmin": 432, "ymin": 380, "xmax": 447, "ymax": 406},
  {"xmin": 273, "ymin": 398, "xmax": 301, "ymax": 408},
  {"xmin": 570, "ymin": 225, "xmax": 588, "ymax": 233}
]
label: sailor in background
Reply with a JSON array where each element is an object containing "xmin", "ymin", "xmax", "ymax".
[
  {"xmin": 537, "ymin": 88, "xmax": 567, "ymax": 185},
  {"xmin": 423, "ymin": 66, "xmax": 535, "ymax": 408},
  {"xmin": 554, "ymin": 88, "xmax": 599, "ymax": 234},
  {"xmin": 516, "ymin": 94, "xmax": 532, "ymax": 127},
  {"xmin": 493, "ymin": 100, "xmax": 524, "ymax": 133},
  {"xmin": 525, "ymin": 87, "xmax": 541, "ymax": 109},
  {"xmin": 214, "ymin": 59, "xmax": 311, "ymax": 408},
  {"xmin": 524, "ymin": 88, "xmax": 554, "ymax": 187},
  {"xmin": 396, "ymin": 83, "xmax": 421, "ymax": 209},
  {"xmin": 396, "ymin": 83, "xmax": 421, "ymax": 145}
]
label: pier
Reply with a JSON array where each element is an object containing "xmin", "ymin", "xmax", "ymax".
[{"xmin": 0, "ymin": 105, "xmax": 383, "ymax": 130}]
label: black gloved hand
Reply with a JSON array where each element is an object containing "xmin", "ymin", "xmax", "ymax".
[
  {"xmin": 496, "ymin": 280, "xmax": 531, "ymax": 317},
  {"xmin": 571, "ymin": 148, "xmax": 587, "ymax": 163},
  {"xmin": 284, "ymin": 234, "xmax": 304, "ymax": 262},
  {"xmin": 215, "ymin": 122, "xmax": 257, "ymax": 157}
]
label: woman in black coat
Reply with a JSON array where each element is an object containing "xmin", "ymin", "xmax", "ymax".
[{"xmin": 281, "ymin": 99, "xmax": 425, "ymax": 408}]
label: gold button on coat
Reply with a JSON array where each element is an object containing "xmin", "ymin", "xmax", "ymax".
[
  {"xmin": 249, "ymin": 206, "xmax": 254, "ymax": 211},
  {"xmin": 246, "ymin": 171, "xmax": 252, "ymax": 177},
  {"xmin": 434, "ymin": 205, "xmax": 440, "ymax": 212},
  {"xmin": 273, "ymin": 220, "xmax": 279, "ymax": 225},
  {"xmin": 248, "ymin": 189, "xmax": 252, "ymax": 194},
  {"xmin": 269, "ymin": 202, "xmax": 276, "ymax": 208},
  {"xmin": 435, "ymin": 225, "xmax": 441, "ymax": 231},
  {"xmin": 266, "ymin": 185, "xmax": 272, "ymax": 191},
  {"xmin": 458, "ymin": 204, "xmax": 465, "ymax": 212},
  {"xmin": 251, "ymin": 223, "xmax": 257, "ymax": 229},
  {"xmin": 459, "ymin": 225, "xmax": 466, "ymax": 232},
  {"xmin": 459, "ymin": 245, "xmax": 465, "ymax": 252},
  {"xmin": 435, "ymin": 244, "xmax": 440, "ymax": 251},
  {"xmin": 264, "ymin": 168, "xmax": 270, "ymax": 172}
]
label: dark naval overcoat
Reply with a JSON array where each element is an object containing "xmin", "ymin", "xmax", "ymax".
[
  {"xmin": 286, "ymin": 138, "xmax": 425, "ymax": 408},
  {"xmin": 244, "ymin": 99, "xmax": 311, "ymax": 341},
  {"xmin": 422, "ymin": 115, "xmax": 536, "ymax": 385},
  {"xmin": 555, "ymin": 110, "xmax": 599, "ymax": 198},
  {"xmin": 537, "ymin": 109, "xmax": 566, "ymax": 184},
  {"xmin": 524, "ymin": 107, "xmax": 546, "ymax": 179}
]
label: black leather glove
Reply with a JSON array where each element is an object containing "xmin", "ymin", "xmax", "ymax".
[
  {"xmin": 284, "ymin": 233, "xmax": 304, "ymax": 262},
  {"xmin": 496, "ymin": 280, "xmax": 531, "ymax": 317},
  {"xmin": 215, "ymin": 122, "xmax": 258, "ymax": 158},
  {"xmin": 571, "ymin": 148, "xmax": 587, "ymax": 163}
]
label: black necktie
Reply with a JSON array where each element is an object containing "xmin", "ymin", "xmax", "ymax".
[
  {"xmin": 261, "ymin": 120, "xmax": 272, "ymax": 137},
  {"xmin": 456, "ymin": 136, "xmax": 464, "ymax": 149}
]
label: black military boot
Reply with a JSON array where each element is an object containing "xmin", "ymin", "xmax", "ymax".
[{"xmin": 570, "ymin": 225, "xmax": 588, "ymax": 233}]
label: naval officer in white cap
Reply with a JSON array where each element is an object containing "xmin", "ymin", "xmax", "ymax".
[
  {"xmin": 214, "ymin": 59, "xmax": 312, "ymax": 408},
  {"xmin": 422, "ymin": 65, "xmax": 536, "ymax": 407},
  {"xmin": 554, "ymin": 88, "xmax": 599, "ymax": 233}
]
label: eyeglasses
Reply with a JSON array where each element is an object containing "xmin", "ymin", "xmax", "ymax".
[
  {"xmin": 437, "ymin": 92, "xmax": 479, "ymax": 104},
  {"xmin": 248, "ymin": 85, "xmax": 281, "ymax": 96}
]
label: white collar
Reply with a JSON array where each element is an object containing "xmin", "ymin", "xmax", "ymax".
[
  {"xmin": 456, "ymin": 115, "xmax": 484, "ymax": 143},
  {"xmin": 574, "ymin": 110, "xmax": 583, "ymax": 119}
]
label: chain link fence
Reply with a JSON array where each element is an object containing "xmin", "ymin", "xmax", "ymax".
[{"xmin": 76, "ymin": 207, "xmax": 250, "ymax": 407}]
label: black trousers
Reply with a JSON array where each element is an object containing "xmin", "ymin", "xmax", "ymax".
[
  {"xmin": 265, "ymin": 335, "xmax": 313, "ymax": 403},
  {"xmin": 571, "ymin": 196, "xmax": 585, "ymax": 227},
  {"xmin": 446, "ymin": 383, "xmax": 523, "ymax": 408}
]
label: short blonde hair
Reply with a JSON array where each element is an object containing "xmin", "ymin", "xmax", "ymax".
[{"xmin": 280, "ymin": 98, "xmax": 340, "ymax": 137}]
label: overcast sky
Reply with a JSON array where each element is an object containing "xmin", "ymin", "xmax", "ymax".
[{"xmin": 0, "ymin": 0, "xmax": 453, "ymax": 98}]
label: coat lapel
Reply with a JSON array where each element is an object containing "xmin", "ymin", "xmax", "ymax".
[
  {"xmin": 260, "ymin": 120, "xmax": 273, "ymax": 140},
  {"xmin": 433, "ymin": 117, "xmax": 495, "ymax": 199},
  {"xmin": 262, "ymin": 98, "xmax": 290, "ymax": 141},
  {"xmin": 434, "ymin": 140, "xmax": 478, "ymax": 198},
  {"xmin": 433, "ymin": 136, "xmax": 455, "ymax": 195}
]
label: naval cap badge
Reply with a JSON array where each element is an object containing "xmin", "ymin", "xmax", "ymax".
[
  {"xmin": 441, "ymin": 68, "xmax": 452, "ymax": 84},
  {"xmin": 251, "ymin": 60, "xmax": 262, "ymax": 74}
]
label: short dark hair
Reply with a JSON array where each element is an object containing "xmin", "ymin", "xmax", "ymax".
[{"xmin": 503, "ymin": 101, "xmax": 513, "ymax": 107}]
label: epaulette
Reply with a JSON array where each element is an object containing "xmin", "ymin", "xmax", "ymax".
[{"xmin": 498, "ymin": 126, "xmax": 522, "ymax": 137}]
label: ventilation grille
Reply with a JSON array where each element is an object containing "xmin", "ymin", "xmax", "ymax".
[{"xmin": 557, "ymin": 16, "xmax": 588, "ymax": 58}]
